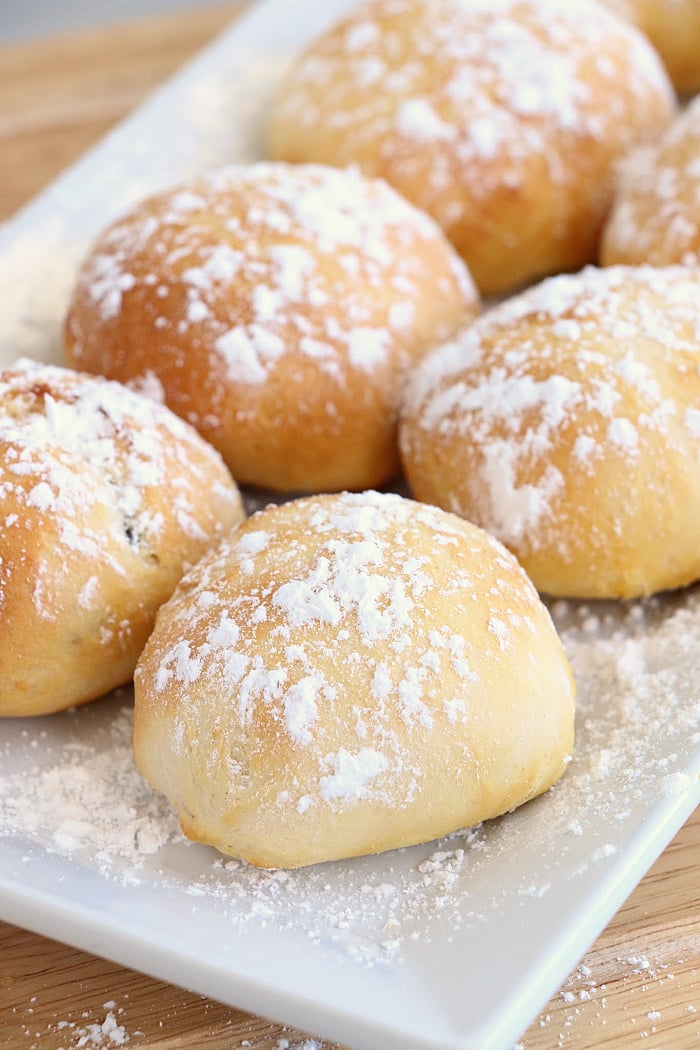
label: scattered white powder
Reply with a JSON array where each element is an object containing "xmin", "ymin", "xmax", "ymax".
[
  {"xmin": 272, "ymin": 0, "xmax": 674, "ymax": 244},
  {"xmin": 685, "ymin": 407, "xmax": 700, "ymax": 437},
  {"xmin": 0, "ymin": 360, "xmax": 239, "ymax": 623},
  {"xmin": 11, "ymin": 999, "xmax": 140, "ymax": 1050},
  {"xmin": 551, "ymin": 318, "xmax": 582, "ymax": 341},
  {"xmin": 488, "ymin": 616, "xmax": 511, "ymax": 650},
  {"xmin": 0, "ymin": 12, "xmax": 697, "ymax": 1049},
  {"xmin": 603, "ymin": 95, "xmax": 700, "ymax": 262},
  {"xmin": 344, "ymin": 20, "xmax": 378, "ymax": 52},
  {"xmin": 68, "ymin": 162, "xmax": 476, "ymax": 424},
  {"xmin": 572, "ymin": 434, "xmax": 596, "ymax": 463},
  {"xmin": 77, "ymin": 576, "xmax": 99, "ymax": 609},
  {"xmin": 272, "ymin": 538, "xmax": 414, "ymax": 645},
  {"xmin": 127, "ymin": 370, "xmax": 166, "ymax": 404},
  {"xmin": 282, "ymin": 675, "xmax": 323, "ymax": 745},
  {"xmin": 479, "ymin": 442, "xmax": 566, "ymax": 546},
  {"xmin": 155, "ymin": 640, "xmax": 203, "ymax": 692},
  {"xmin": 661, "ymin": 771, "xmax": 695, "ymax": 796},
  {"xmin": 65, "ymin": 1010, "xmax": 129, "ymax": 1048},
  {"xmin": 346, "ymin": 327, "xmax": 389, "ymax": 371},
  {"xmin": 607, "ymin": 416, "xmax": 639, "ymax": 451},
  {"xmin": 527, "ymin": 945, "xmax": 700, "ymax": 1048},
  {"xmin": 402, "ymin": 265, "xmax": 700, "ymax": 557},
  {"xmin": 2, "ymin": 536, "xmax": 698, "ymax": 975},
  {"xmin": 141, "ymin": 491, "xmax": 548, "ymax": 840},
  {"xmin": 214, "ymin": 323, "xmax": 286, "ymax": 385},
  {"xmin": 320, "ymin": 748, "xmax": 389, "ymax": 801},
  {"xmin": 443, "ymin": 697, "xmax": 466, "ymax": 724},
  {"xmin": 590, "ymin": 843, "xmax": 617, "ymax": 863},
  {"xmin": 395, "ymin": 98, "xmax": 456, "ymax": 142}
]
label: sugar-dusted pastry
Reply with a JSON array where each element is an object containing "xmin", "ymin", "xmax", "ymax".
[
  {"xmin": 0, "ymin": 360, "xmax": 244, "ymax": 717},
  {"xmin": 400, "ymin": 265, "xmax": 700, "ymax": 600},
  {"xmin": 267, "ymin": 0, "xmax": 675, "ymax": 295},
  {"xmin": 597, "ymin": 0, "xmax": 700, "ymax": 94},
  {"xmin": 64, "ymin": 162, "xmax": 478, "ymax": 494},
  {"xmin": 133, "ymin": 490, "xmax": 575, "ymax": 869},
  {"xmin": 601, "ymin": 97, "xmax": 700, "ymax": 267}
]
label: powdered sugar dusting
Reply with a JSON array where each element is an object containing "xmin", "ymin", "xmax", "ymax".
[
  {"xmin": 274, "ymin": 0, "xmax": 673, "ymax": 181},
  {"xmin": 0, "ymin": 702, "xmax": 177, "ymax": 869},
  {"xmin": 602, "ymin": 95, "xmax": 700, "ymax": 266},
  {"xmin": 401, "ymin": 265, "xmax": 700, "ymax": 564},
  {"xmin": 320, "ymin": 747, "xmax": 389, "ymax": 801},
  {"xmin": 0, "ymin": 2, "xmax": 697, "ymax": 1044},
  {"xmin": 0, "ymin": 359, "xmax": 240, "ymax": 623},
  {"xmin": 67, "ymin": 162, "xmax": 477, "ymax": 407},
  {"xmin": 137, "ymin": 490, "xmax": 560, "ymax": 826},
  {"xmin": 269, "ymin": 0, "xmax": 674, "ymax": 288},
  {"xmin": 272, "ymin": 535, "xmax": 414, "ymax": 645},
  {"xmin": 1, "ymin": 586, "xmax": 698, "ymax": 961}
]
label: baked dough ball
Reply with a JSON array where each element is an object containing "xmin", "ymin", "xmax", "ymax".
[
  {"xmin": 266, "ymin": 0, "xmax": 675, "ymax": 295},
  {"xmin": 133, "ymin": 490, "xmax": 575, "ymax": 869},
  {"xmin": 601, "ymin": 97, "xmax": 700, "ymax": 267},
  {"xmin": 0, "ymin": 360, "xmax": 244, "ymax": 718},
  {"xmin": 400, "ymin": 265, "xmax": 700, "ymax": 600},
  {"xmin": 64, "ymin": 162, "xmax": 478, "ymax": 493},
  {"xmin": 597, "ymin": 0, "xmax": 700, "ymax": 94}
]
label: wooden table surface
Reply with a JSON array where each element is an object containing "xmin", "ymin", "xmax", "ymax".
[{"xmin": 0, "ymin": 4, "xmax": 698, "ymax": 1048}]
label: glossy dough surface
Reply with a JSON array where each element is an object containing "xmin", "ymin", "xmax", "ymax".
[
  {"xmin": 0, "ymin": 361, "xmax": 244, "ymax": 717},
  {"xmin": 133, "ymin": 491, "xmax": 575, "ymax": 869},
  {"xmin": 598, "ymin": 0, "xmax": 700, "ymax": 93},
  {"xmin": 64, "ymin": 162, "xmax": 478, "ymax": 493},
  {"xmin": 267, "ymin": 0, "xmax": 675, "ymax": 294},
  {"xmin": 400, "ymin": 266, "xmax": 700, "ymax": 600},
  {"xmin": 601, "ymin": 97, "xmax": 700, "ymax": 267}
]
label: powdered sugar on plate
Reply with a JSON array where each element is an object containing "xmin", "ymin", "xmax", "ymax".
[
  {"xmin": 1, "ymin": 584, "xmax": 698, "ymax": 965},
  {"xmin": 0, "ymin": 2, "xmax": 698, "ymax": 1048}
]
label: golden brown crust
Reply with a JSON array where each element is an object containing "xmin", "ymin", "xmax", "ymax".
[
  {"xmin": 64, "ymin": 162, "xmax": 478, "ymax": 493},
  {"xmin": 601, "ymin": 98, "xmax": 700, "ymax": 267},
  {"xmin": 133, "ymin": 491, "xmax": 575, "ymax": 869},
  {"xmin": 266, "ymin": 0, "xmax": 675, "ymax": 295},
  {"xmin": 399, "ymin": 265, "xmax": 700, "ymax": 600},
  {"xmin": 0, "ymin": 361, "xmax": 244, "ymax": 717},
  {"xmin": 598, "ymin": 0, "xmax": 700, "ymax": 94}
]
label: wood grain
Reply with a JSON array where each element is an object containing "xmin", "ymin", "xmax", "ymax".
[
  {"xmin": 0, "ymin": 3, "xmax": 238, "ymax": 221},
  {"xmin": 1, "ymin": 810, "xmax": 698, "ymax": 1049},
  {"xmin": 0, "ymin": 5, "xmax": 698, "ymax": 1049}
]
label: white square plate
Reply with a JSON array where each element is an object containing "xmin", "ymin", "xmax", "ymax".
[{"xmin": 0, "ymin": 3, "xmax": 699, "ymax": 1049}]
